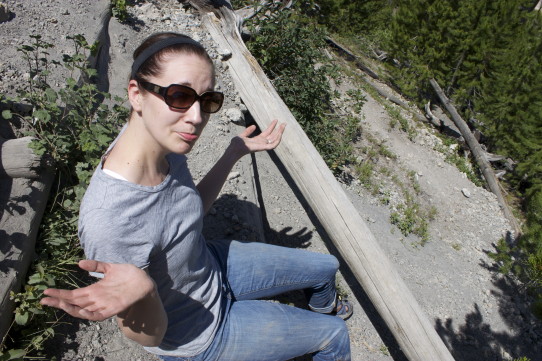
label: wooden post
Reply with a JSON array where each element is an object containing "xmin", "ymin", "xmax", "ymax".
[
  {"xmin": 429, "ymin": 78, "xmax": 521, "ymax": 237},
  {"xmin": 192, "ymin": 2, "xmax": 455, "ymax": 360}
]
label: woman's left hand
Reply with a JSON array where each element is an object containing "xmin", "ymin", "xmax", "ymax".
[{"xmin": 231, "ymin": 119, "xmax": 286, "ymax": 156}]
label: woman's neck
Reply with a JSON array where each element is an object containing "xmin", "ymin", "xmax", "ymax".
[{"xmin": 103, "ymin": 120, "xmax": 170, "ymax": 186}]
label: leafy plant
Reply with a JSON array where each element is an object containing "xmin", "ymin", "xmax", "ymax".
[
  {"xmin": 110, "ymin": 0, "xmax": 129, "ymax": 22},
  {"xmin": 245, "ymin": 2, "xmax": 361, "ymax": 172},
  {"xmin": 391, "ymin": 196, "xmax": 427, "ymax": 244},
  {"xmin": 0, "ymin": 34, "xmax": 126, "ymax": 359}
]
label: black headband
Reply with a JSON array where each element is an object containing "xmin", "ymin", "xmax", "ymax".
[{"xmin": 130, "ymin": 36, "xmax": 205, "ymax": 79}]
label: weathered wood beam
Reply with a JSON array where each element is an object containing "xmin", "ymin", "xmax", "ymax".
[
  {"xmin": 0, "ymin": 137, "xmax": 54, "ymax": 343},
  {"xmin": 1, "ymin": 137, "xmax": 52, "ymax": 178},
  {"xmin": 429, "ymin": 78, "xmax": 521, "ymax": 237},
  {"xmin": 192, "ymin": 2, "xmax": 456, "ymax": 360}
]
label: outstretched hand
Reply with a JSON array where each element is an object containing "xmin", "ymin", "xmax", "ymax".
[
  {"xmin": 231, "ymin": 119, "xmax": 286, "ymax": 156},
  {"xmin": 40, "ymin": 260, "xmax": 155, "ymax": 321}
]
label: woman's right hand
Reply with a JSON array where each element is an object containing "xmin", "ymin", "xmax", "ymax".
[{"xmin": 40, "ymin": 259, "xmax": 155, "ymax": 321}]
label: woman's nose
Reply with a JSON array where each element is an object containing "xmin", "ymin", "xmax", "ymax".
[{"xmin": 184, "ymin": 100, "xmax": 204, "ymax": 124}]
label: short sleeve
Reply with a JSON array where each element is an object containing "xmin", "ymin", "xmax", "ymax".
[{"xmin": 79, "ymin": 209, "xmax": 154, "ymax": 269}]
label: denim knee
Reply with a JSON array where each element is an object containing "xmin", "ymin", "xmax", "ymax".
[
  {"xmin": 315, "ymin": 318, "xmax": 351, "ymax": 361},
  {"xmin": 323, "ymin": 254, "xmax": 340, "ymax": 275}
]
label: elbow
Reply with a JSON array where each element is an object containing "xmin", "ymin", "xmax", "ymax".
[
  {"xmin": 117, "ymin": 312, "xmax": 168, "ymax": 347},
  {"xmin": 122, "ymin": 324, "xmax": 167, "ymax": 347},
  {"xmin": 139, "ymin": 333, "xmax": 165, "ymax": 347},
  {"xmin": 144, "ymin": 324, "xmax": 167, "ymax": 347}
]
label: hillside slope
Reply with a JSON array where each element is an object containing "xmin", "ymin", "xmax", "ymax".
[{"xmin": 0, "ymin": 1, "xmax": 541, "ymax": 360}]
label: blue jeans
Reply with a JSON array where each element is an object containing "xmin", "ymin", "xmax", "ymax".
[{"xmin": 160, "ymin": 240, "xmax": 351, "ymax": 361}]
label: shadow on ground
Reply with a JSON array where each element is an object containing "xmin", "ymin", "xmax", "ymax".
[{"xmin": 435, "ymin": 252, "xmax": 542, "ymax": 361}]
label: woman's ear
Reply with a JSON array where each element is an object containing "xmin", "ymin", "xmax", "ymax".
[{"xmin": 127, "ymin": 79, "xmax": 143, "ymax": 113}]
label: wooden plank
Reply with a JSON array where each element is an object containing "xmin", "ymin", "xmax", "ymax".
[{"xmin": 195, "ymin": 4, "xmax": 455, "ymax": 361}]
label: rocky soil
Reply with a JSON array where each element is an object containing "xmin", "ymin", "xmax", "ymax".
[{"xmin": 1, "ymin": 1, "xmax": 541, "ymax": 360}]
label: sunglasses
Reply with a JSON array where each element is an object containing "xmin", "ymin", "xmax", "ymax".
[{"xmin": 137, "ymin": 80, "xmax": 224, "ymax": 114}]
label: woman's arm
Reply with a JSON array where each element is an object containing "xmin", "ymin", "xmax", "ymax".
[
  {"xmin": 41, "ymin": 260, "xmax": 167, "ymax": 347},
  {"xmin": 116, "ymin": 278, "xmax": 167, "ymax": 347},
  {"xmin": 197, "ymin": 120, "xmax": 285, "ymax": 213}
]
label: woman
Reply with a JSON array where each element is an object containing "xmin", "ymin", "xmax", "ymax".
[{"xmin": 41, "ymin": 32, "xmax": 352, "ymax": 361}]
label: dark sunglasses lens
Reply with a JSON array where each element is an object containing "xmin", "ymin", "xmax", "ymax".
[
  {"xmin": 200, "ymin": 92, "xmax": 224, "ymax": 113},
  {"xmin": 165, "ymin": 85, "xmax": 196, "ymax": 109}
]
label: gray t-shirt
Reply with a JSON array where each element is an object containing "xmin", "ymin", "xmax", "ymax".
[{"xmin": 78, "ymin": 153, "xmax": 223, "ymax": 357}]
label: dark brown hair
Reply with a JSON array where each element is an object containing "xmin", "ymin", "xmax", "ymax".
[{"xmin": 131, "ymin": 32, "xmax": 215, "ymax": 81}]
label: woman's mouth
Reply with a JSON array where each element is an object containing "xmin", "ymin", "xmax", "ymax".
[{"xmin": 177, "ymin": 132, "xmax": 198, "ymax": 142}]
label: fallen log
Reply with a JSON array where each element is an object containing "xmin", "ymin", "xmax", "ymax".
[
  {"xmin": 424, "ymin": 101, "xmax": 443, "ymax": 128},
  {"xmin": 0, "ymin": 137, "xmax": 54, "ymax": 344},
  {"xmin": 325, "ymin": 36, "xmax": 380, "ymax": 80},
  {"xmin": 429, "ymin": 78, "xmax": 521, "ymax": 237},
  {"xmin": 0, "ymin": 137, "xmax": 52, "ymax": 178},
  {"xmin": 324, "ymin": 35, "xmax": 430, "ymax": 124},
  {"xmin": 191, "ymin": 1, "xmax": 455, "ymax": 360}
]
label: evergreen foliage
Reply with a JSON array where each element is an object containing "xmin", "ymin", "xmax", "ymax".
[
  {"xmin": 315, "ymin": 0, "xmax": 392, "ymax": 36},
  {"xmin": 312, "ymin": 0, "xmax": 542, "ymax": 317}
]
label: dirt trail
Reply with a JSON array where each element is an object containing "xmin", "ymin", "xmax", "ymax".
[{"xmin": 1, "ymin": 1, "xmax": 541, "ymax": 360}]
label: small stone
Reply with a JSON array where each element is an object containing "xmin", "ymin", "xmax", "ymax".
[
  {"xmin": 227, "ymin": 171, "xmax": 240, "ymax": 181},
  {"xmin": 461, "ymin": 188, "xmax": 471, "ymax": 198},
  {"xmin": 218, "ymin": 48, "xmax": 232, "ymax": 60},
  {"xmin": 225, "ymin": 108, "xmax": 244, "ymax": 125}
]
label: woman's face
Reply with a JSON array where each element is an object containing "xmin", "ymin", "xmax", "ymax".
[{"xmin": 135, "ymin": 52, "xmax": 215, "ymax": 155}]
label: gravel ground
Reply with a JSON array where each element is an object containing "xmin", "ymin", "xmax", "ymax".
[{"xmin": 1, "ymin": 1, "xmax": 541, "ymax": 360}]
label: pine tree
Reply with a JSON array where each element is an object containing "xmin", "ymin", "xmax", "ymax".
[{"xmin": 479, "ymin": 8, "xmax": 542, "ymax": 181}]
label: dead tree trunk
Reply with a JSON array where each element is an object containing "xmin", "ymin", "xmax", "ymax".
[
  {"xmin": 429, "ymin": 78, "xmax": 521, "ymax": 236},
  {"xmin": 190, "ymin": 1, "xmax": 455, "ymax": 360}
]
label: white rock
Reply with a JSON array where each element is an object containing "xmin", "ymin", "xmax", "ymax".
[
  {"xmin": 218, "ymin": 48, "xmax": 232, "ymax": 60},
  {"xmin": 227, "ymin": 171, "xmax": 240, "ymax": 181},
  {"xmin": 461, "ymin": 188, "xmax": 471, "ymax": 198},
  {"xmin": 225, "ymin": 107, "xmax": 244, "ymax": 125}
]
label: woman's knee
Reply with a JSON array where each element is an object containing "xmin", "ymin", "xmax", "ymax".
[{"xmin": 322, "ymin": 254, "xmax": 340, "ymax": 275}]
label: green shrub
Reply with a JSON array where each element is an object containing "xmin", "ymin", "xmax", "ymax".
[
  {"xmin": 110, "ymin": 0, "xmax": 128, "ymax": 22},
  {"xmin": 0, "ymin": 34, "xmax": 126, "ymax": 360},
  {"xmin": 246, "ymin": 3, "xmax": 360, "ymax": 172}
]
